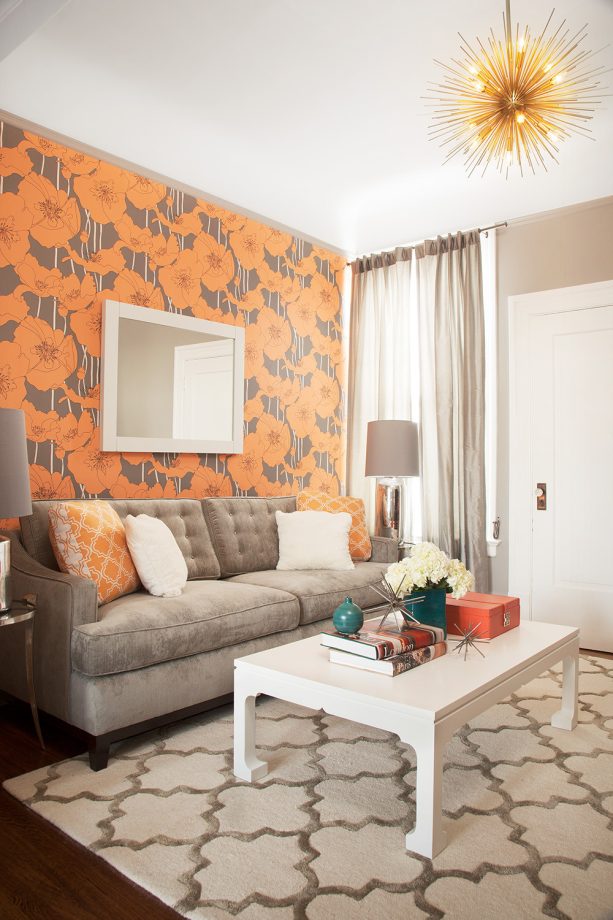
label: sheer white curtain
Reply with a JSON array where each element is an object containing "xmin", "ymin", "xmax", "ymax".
[
  {"xmin": 347, "ymin": 232, "xmax": 489, "ymax": 590},
  {"xmin": 346, "ymin": 254, "xmax": 422, "ymax": 543}
]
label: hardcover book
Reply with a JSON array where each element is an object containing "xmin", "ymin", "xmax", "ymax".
[
  {"xmin": 329, "ymin": 641, "xmax": 447, "ymax": 676},
  {"xmin": 321, "ymin": 618, "xmax": 445, "ymax": 660}
]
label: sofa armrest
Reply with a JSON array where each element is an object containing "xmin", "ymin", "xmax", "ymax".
[
  {"xmin": 370, "ymin": 535, "xmax": 399, "ymax": 564},
  {"xmin": 0, "ymin": 531, "xmax": 98, "ymax": 721}
]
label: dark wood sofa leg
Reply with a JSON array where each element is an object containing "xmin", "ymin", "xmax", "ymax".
[{"xmin": 88, "ymin": 735, "xmax": 111, "ymax": 771}]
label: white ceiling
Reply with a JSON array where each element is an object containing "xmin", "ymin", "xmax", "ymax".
[{"xmin": 1, "ymin": 0, "xmax": 612, "ymax": 256}]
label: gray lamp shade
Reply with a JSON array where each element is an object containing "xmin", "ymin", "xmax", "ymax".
[
  {"xmin": 0, "ymin": 408, "xmax": 32, "ymax": 518},
  {"xmin": 365, "ymin": 420, "xmax": 419, "ymax": 478}
]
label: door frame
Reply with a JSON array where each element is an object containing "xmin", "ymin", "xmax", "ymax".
[{"xmin": 508, "ymin": 279, "xmax": 613, "ymax": 618}]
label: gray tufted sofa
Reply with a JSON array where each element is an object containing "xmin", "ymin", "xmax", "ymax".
[{"xmin": 1, "ymin": 496, "xmax": 397, "ymax": 769}]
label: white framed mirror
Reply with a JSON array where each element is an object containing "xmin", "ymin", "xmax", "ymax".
[{"xmin": 101, "ymin": 301, "xmax": 244, "ymax": 454}]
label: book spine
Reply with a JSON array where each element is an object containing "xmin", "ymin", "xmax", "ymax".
[{"xmin": 389, "ymin": 642, "xmax": 447, "ymax": 676}]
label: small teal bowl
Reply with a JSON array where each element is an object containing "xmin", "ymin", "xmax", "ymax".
[{"xmin": 333, "ymin": 596, "xmax": 364, "ymax": 635}]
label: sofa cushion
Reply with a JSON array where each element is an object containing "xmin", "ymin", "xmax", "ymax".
[
  {"xmin": 21, "ymin": 499, "xmax": 220, "ymax": 581},
  {"xmin": 202, "ymin": 496, "xmax": 296, "ymax": 577},
  {"xmin": 71, "ymin": 581, "xmax": 300, "ymax": 676},
  {"xmin": 228, "ymin": 561, "xmax": 388, "ymax": 625}
]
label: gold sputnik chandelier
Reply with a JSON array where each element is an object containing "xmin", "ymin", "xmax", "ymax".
[{"xmin": 427, "ymin": 0, "xmax": 607, "ymax": 176}]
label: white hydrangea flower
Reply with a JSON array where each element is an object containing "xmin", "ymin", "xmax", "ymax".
[
  {"xmin": 384, "ymin": 542, "xmax": 474, "ymax": 598},
  {"xmin": 446, "ymin": 557, "xmax": 475, "ymax": 598}
]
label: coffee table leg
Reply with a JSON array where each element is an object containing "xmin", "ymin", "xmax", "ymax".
[
  {"xmin": 551, "ymin": 650, "xmax": 579, "ymax": 731},
  {"xmin": 404, "ymin": 724, "xmax": 446, "ymax": 859},
  {"xmin": 25, "ymin": 619, "xmax": 45, "ymax": 750},
  {"xmin": 233, "ymin": 677, "xmax": 268, "ymax": 782}
]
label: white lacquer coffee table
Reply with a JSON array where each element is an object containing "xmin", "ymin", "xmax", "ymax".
[{"xmin": 233, "ymin": 620, "xmax": 579, "ymax": 858}]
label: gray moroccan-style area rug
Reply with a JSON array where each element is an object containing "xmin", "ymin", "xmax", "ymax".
[{"xmin": 4, "ymin": 656, "xmax": 613, "ymax": 920}]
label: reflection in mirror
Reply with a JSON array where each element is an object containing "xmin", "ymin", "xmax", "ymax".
[
  {"xmin": 116, "ymin": 318, "xmax": 234, "ymax": 441},
  {"xmin": 101, "ymin": 300, "xmax": 244, "ymax": 453}
]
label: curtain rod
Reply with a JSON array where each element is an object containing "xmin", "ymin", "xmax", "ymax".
[{"xmin": 348, "ymin": 221, "xmax": 508, "ymax": 265}]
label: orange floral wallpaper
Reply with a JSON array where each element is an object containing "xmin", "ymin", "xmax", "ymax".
[{"xmin": 0, "ymin": 119, "xmax": 346, "ymax": 515}]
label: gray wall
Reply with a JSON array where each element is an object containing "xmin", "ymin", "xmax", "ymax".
[{"xmin": 492, "ymin": 196, "xmax": 613, "ymax": 593}]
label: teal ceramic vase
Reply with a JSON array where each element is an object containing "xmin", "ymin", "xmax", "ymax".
[
  {"xmin": 333, "ymin": 596, "xmax": 364, "ymax": 635},
  {"xmin": 404, "ymin": 588, "xmax": 448, "ymax": 637}
]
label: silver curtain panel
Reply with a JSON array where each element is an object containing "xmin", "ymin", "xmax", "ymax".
[{"xmin": 348, "ymin": 232, "xmax": 489, "ymax": 591}]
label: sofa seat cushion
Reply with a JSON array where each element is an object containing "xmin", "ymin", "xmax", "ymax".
[
  {"xmin": 72, "ymin": 581, "xmax": 300, "ymax": 677},
  {"xmin": 227, "ymin": 561, "xmax": 388, "ymax": 625}
]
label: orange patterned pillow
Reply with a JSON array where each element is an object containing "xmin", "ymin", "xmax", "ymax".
[
  {"xmin": 48, "ymin": 501, "xmax": 140, "ymax": 604},
  {"xmin": 297, "ymin": 492, "xmax": 372, "ymax": 560}
]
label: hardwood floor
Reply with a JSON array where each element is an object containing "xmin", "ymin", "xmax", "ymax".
[{"xmin": 0, "ymin": 701, "xmax": 179, "ymax": 920}]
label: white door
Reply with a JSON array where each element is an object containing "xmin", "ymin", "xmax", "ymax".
[
  {"xmin": 172, "ymin": 340, "xmax": 234, "ymax": 440},
  {"xmin": 509, "ymin": 280, "xmax": 613, "ymax": 652}
]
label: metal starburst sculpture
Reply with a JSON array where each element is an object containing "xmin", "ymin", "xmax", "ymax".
[
  {"xmin": 426, "ymin": 0, "xmax": 608, "ymax": 176},
  {"xmin": 453, "ymin": 623, "xmax": 486, "ymax": 661},
  {"xmin": 371, "ymin": 577, "xmax": 421, "ymax": 632}
]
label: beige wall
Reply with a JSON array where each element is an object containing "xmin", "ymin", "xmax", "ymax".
[{"xmin": 492, "ymin": 196, "xmax": 613, "ymax": 593}]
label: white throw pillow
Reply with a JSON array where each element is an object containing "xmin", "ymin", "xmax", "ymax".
[
  {"xmin": 276, "ymin": 510, "xmax": 354, "ymax": 571},
  {"xmin": 124, "ymin": 514, "xmax": 188, "ymax": 597}
]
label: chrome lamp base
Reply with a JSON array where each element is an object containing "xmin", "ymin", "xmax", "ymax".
[
  {"xmin": 0, "ymin": 536, "xmax": 11, "ymax": 612},
  {"xmin": 374, "ymin": 477, "xmax": 403, "ymax": 542}
]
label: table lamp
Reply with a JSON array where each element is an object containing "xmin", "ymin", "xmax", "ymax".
[
  {"xmin": 365, "ymin": 420, "xmax": 419, "ymax": 542},
  {"xmin": 0, "ymin": 409, "xmax": 32, "ymax": 611}
]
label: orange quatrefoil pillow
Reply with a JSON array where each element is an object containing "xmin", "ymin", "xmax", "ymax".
[
  {"xmin": 296, "ymin": 491, "xmax": 372, "ymax": 561},
  {"xmin": 48, "ymin": 501, "xmax": 140, "ymax": 604}
]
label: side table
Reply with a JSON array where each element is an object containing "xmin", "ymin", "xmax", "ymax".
[{"xmin": 0, "ymin": 596, "xmax": 45, "ymax": 749}]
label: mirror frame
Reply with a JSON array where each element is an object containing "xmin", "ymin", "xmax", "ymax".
[{"xmin": 101, "ymin": 300, "xmax": 245, "ymax": 454}]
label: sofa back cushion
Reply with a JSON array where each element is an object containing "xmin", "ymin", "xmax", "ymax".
[
  {"xmin": 202, "ymin": 496, "xmax": 296, "ymax": 576},
  {"xmin": 21, "ymin": 498, "xmax": 221, "ymax": 580}
]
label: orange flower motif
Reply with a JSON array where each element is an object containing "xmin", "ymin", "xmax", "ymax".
[
  {"xmin": 60, "ymin": 149, "xmax": 98, "ymax": 176},
  {"xmin": 227, "ymin": 433, "xmax": 264, "ymax": 491},
  {"xmin": 310, "ymin": 325, "xmax": 335, "ymax": 357},
  {"xmin": 66, "ymin": 437, "xmax": 123, "ymax": 495},
  {"xmin": 59, "ymin": 273, "xmax": 97, "ymax": 312},
  {"xmin": 255, "ymin": 366, "xmax": 281, "ymax": 400},
  {"xmin": 265, "ymin": 228, "xmax": 293, "ymax": 258},
  {"xmin": 0, "ymin": 145, "xmax": 33, "ymax": 177},
  {"xmin": 310, "ymin": 429, "xmax": 342, "ymax": 460},
  {"xmin": 254, "ymin": 306, "xmax": 292, "ymax": 361},
  {"xmin": 256, "ymin": 264, "xmax": 286, "ymax": 294},
  {"xmin": 74, "ymin": 163, "xmax": 129, "ymax": 223},
  {"xmin": 288, "ymin": 451, "xmax": 317, "ymax": 479},
  {"xmin": 121, "ymin": 452, "xmax": 154, "ymax": 467},
  {"xmin": 126, "ymin": 175, "xmax": 166, "ymax": 210},
  {"xmin": 55, "ymin": 410, "xmax": 94, "ymax": 457},
  {"xmin": 0, "ymin": 291, "xmax": 28, "ymax": 325},
  {"xmin": 23, "ymin": 402, "xmax": 60, "ymax": 443},
  {"xmin": 63, "ymin": 244, "xmax": 126, "ymax": 276},
  {"xmin": 71, "ymin": 302, "xmax": 102, "ymax": 357},
  {"xmin": 19, "ymin": 172, "xmax": 80, "ymax": 248},
  {"xmin": 0, "ymin": 341, "xmax": 28, "ymax": 408},
  {"xmin": 308, "ymin": 275, "xmax": 340, "ymax": 322},
  {"xmin": 113, "ymin": 269, "xmax": 165, "ymax": 310},
  {"xmin": 307, "ymin": 468, "xmax": 340, "ymax": 497},
  {"xmin": 245, "ymin": 325, "xmax": 265, "ymax": 378},
  {"xmin": 286, "ymin": 393, "xmax": 317, "ymax": 439},
  {"xmin": 308, "ymin": 369, "xmax": 340, "ymax": 418},
  {"xmin": 151, "ymin": 453, "xmax": 201, "ymax": 480},
  {"xmin": 15, "ymin": 316, "xmax": 77, "ymax": 391},
  {"xmin": 23, "ymin": 132, "xmax": 65, "ymax": 159},
  {"xmin": 189, "ymin": 466, "xmax": 233, "ymax": 498},
  {"xmin": 115, "ymin": 214, "xmax": 153, "ymax": 253},
  {"xmin": 0, "ymin": 193, "xmax": 32, "ymax": 267},
  {"xmin": 159, "ymin": 249, "xmax": 203, "ymax": 309},
  {"xmin": 59, "ymin": 383, "xmax": 100, "ymax": 409},
  {"xmin": 287, "ymin": 289, "xmax": 317, "ymax": 337},
  {"xmin": 112, "ymin": 476, "xmax": 156, "ymax": 499},
  {"xmin": 292, "ymin": 254, "xmax": 318, "ymax": 277},
  {"xmin": 257, "ymin": 414, "xmax": 291, "ymax": 466},
  {"xmin": 147, "ymin": 233, "xmax": 179, "ymax": 268},
  {"xmin": 244, "ymin": 395, "xmax": 264, "ymax": 422},
  {"xmin": 230, "ymin": 219, "xmax": 268, "ymax": 270},
  {"xmin": 155, "ymin": 206, "xmax": 203, "ymax": 237},
  {"xmin": 193, "ymin": 234, "xmax": 235, "ymax": 292},
  {"xmin": 292, "ymin": 352, "xmax": 318, "ymax": 377},
  {"xmin": 237, "ymin": 288, "xmax": 265, "ymax": 313},
  {"xmin": 256, "ymin": 478, "xmax": 295, "ymax": 497},
  {"xmin": 15, "ymin": 254, "xmax": 62, "ymax": 298},
  {"xmin": 29, "ymin": 464, "xmax": 76, "ymax": 501}
]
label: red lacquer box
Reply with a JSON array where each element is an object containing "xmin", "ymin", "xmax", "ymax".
[{"xmin": 446, "ymin": 592, "xmax": 520, "ymax": 640}]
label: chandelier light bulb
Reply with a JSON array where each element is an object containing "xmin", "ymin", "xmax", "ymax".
[{"xmin": 426, "ymin": 0, "xmax": 608, "ymax": 176}]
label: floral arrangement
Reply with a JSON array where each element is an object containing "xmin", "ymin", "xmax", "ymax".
[{"xmin": 385, "ymin": 542, "xmax": 474, "ymax": 600}]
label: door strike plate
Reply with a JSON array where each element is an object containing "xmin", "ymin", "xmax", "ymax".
[{"xmin": 536, "ymin": 483, "xmax": 547, "ymax": 511}]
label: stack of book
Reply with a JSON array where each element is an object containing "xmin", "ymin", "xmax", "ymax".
[{"xmin": 321, "ymin": 618, "xmax": 447, "ymax": 676}]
